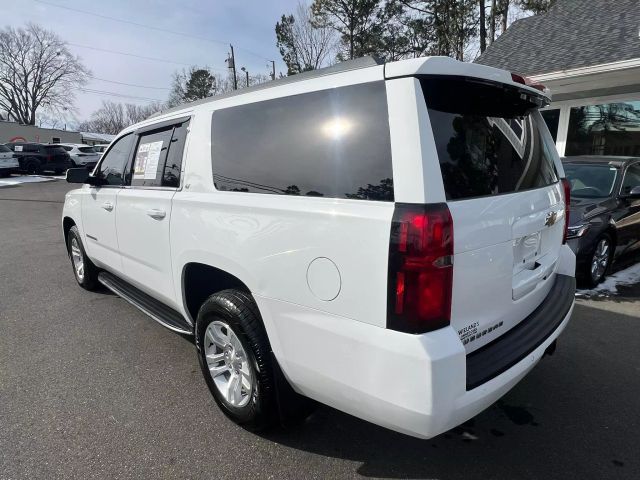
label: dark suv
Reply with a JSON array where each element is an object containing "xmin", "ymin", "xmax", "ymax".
[{"xmin": 5, "ymin": 143, "xmax": 73, "ymax": 175}]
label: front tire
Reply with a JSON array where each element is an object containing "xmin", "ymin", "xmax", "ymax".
[
  {"xmin": 196, "ymin": 289, "xmax": 277, "ymax": 430},
  {"xmin": 67, "ymin": 226, "xmax": 99, "ymax": 290},
  {"xmin": 25, "ymin": 159, "xmax": 41, "ymax": 175},
  {"xmin": 582, "ymin": 233, "xmax": 613, "ymax": 287}
]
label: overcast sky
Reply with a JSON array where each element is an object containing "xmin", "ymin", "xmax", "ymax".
[{"xmin": 2, "ymin": 0, "xmax": 296, "ymax": 125}]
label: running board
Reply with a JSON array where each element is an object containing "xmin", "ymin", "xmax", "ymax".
[{"xmin": 98, "ymin": 271, "xmax": 192, "ymax": 335}]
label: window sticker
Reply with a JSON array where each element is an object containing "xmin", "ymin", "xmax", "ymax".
[
  {"xmin": 133, "ymin": 140, "xmax": 164, "ymax": 179},
  {"xmin": 14, "ymin": 145, "xmax": 23, "ymax": 152}
]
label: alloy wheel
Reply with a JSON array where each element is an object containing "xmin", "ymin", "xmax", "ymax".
[
  {"xmin": 591, "ymin": 238, "xmax": 610, "ymax": 283},
  {"xmin": 70, "ymin": 238, "xmax": 85, "ymax": 282},
  {"xmin": 204, "ymin": 320, "xmax": 253, "ymax": 408}
]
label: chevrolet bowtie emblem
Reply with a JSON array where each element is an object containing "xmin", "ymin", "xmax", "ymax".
[{"xmin": 545, "ymin": 211, "xmax": 558, "ymax": 227}]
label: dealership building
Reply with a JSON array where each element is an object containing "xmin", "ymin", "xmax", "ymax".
[{"xmin": 476, "ymin": 0, "xmax": 640, "ymax": 158}]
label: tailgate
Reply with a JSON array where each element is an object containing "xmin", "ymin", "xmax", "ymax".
[{"xmin": 420, "ymin": 76, "xmax": 564, "ymax": 353}]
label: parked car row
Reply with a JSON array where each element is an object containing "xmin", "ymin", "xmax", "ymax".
[{"xmin": 0, "ymin": 142, "xmax": 106, "ymax": 176}]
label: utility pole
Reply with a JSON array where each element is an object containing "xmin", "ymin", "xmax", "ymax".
[
  {"xmin": 270, "ymin": 61, "xmax": 275, "ymax": 81},
  {"xmin": 226, "ymin": 44, "xmax": 238, "ymax": 90},
  {"xmin": 241, "ymin": 67, "xmax": 249, "ymax": 87}
]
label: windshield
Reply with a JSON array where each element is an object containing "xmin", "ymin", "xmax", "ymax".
[
  {"xmin": 563, "ymin": 163, "xmax": 618, "ymax": 198},
  {"xmin": 421, "ymin": 77, "xmax": 557, "ymax": 200}
]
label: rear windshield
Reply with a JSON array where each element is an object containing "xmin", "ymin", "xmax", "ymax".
[
  {"xmin": 43, "ymin": 145, "xmax": 67, "ymax": 154},
  {"xmin": 79, "ymin": 146, "xmax": 96, "ymax": 153},
  {"xmin": 421, "ymin": 77, "xmax": 558, "ymax": 200},
  {"xmin": 0, "ymin": 145, "xmax": 10, "ymax": 152}
]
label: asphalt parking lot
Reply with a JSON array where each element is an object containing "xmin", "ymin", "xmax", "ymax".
[{"xmin": 1, "ymin": 178, "xmax": 639, "ymax": 479}]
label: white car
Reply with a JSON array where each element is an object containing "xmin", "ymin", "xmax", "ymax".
[
  {"xmin": 0, "ymin": 144, "xmax": 19, "ymax": 177},
  {"xmin": 93, "ymin": 144, "xmax": 110, "ymax": 155},
  {"xmin": 58, "ymin": 143, "xmax": 101, "ymax": 169},
  {"xmin": 62, "ymin": 56, "xmax": 576, "ymax": 439}
]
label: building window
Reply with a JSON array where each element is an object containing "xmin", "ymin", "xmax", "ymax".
[
  {"xmin": 566, "ymin": 100, "xmax": 640, "ymax": 156},
  {"xmin": 540, "ymin": 109, "xmax": 560, "ymax": 142}
]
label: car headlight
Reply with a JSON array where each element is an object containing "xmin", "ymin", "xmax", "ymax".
[{"xmin": 567, "ymin": 224, "xmax": 590, "ymax": 239}]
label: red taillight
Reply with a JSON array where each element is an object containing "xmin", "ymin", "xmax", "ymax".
[
  {"xmin": 511, "ymin": 72, "xmax": 527, "ymax": 85},
  {"xmin": 561, "ymin": 178, "xmax": 571, "ymax": 244},
  {"xmin": 511, "ymin": 72, "xmax": 547, "ymax": 92},
  {"xmin": 387, "ymin": 203, "xmax": 453, "ymax": 334},
  {"xmin": 47, "ymin": 155, "xmax": 53, "ymax": 162}
]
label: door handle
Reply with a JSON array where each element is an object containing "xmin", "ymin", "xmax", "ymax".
[
  {"xmin": 146, "ymin": 208, "xmax": 166, "ymax": 220},
  {"xmin": 101, "ymin": 201, "xmax": 114, "ymax": 212}
]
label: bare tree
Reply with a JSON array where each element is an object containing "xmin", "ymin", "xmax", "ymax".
[
  {"xmin": 276, "ymin": 2, "xmax": 336, "ymax": 75},
  {"xmin": 0, "ymin": 23, "xmax": 89, "ymax": 125},
  {"xmin": 78, "ymin": 100, "xmax": 164, "ymax": 134}
]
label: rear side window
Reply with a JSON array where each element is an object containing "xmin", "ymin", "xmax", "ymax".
[
  {"xmin": 211, "ymin": 82, "xmax": 393, "ymax": 201},
  {"xmin": 422, "ymin": 77, "xmax": 558, "ymax": 200},
  {"xmin": 61, "ymin": 146, "xmax": 73, "ymax": 151},
  {"xmin": 43, "ymin": 145, "xmax": 66, "ymax": 154},
  {"xmin": 78, "ymin": 146, "xmax": 96, "ymax": 154},
  {"xmin": 130, "ymin": 119, "xmax": 189, "ymax": 188},
  {"xmin": 131, "ymin": 128, "xmax": 172, "ymax": 187}
]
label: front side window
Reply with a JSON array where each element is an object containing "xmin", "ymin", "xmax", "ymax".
[
  {"xmin": 422, "ymin": 77, "xmax": 558, "ymax": 200},
  {"xmin": 621, "ymin": 164, "xmax": 640, "ymax": 195},
  {"xmin": 95, "ymin": 134, "xmax": 134, "ymax": 186},
  {"xmin": 211, "ymin": 82, "xmax": 393, "ymax": 201},
  {"xmin": 566, "ymin": 100, "xmax": 640, "ymax": 156}
]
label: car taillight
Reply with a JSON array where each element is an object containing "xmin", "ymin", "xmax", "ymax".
[
  {"xmin": 561, "ymin": 178, "xmax": 571, "ymax": 244},
  {"xmin": 387, "ymin": 203, "xmax": 453, "ymax": 334},
  {"xmin": 47, "ymin": 155, "xmax": 53, "ymax": 162},
  {"xmin": 511, "ymin": 72, "xmax": 547, "ymax": 92}
]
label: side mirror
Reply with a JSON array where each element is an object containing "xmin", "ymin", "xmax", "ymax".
[
  {"xmin": 628, "ymin": 186, "xmax": 640, "ymax": 198},
  {"xmin": 66, "ymin": 168, "xmax": 89, "ymax": 184}
]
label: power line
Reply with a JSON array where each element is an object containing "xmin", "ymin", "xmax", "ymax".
[
  {"xmin": 33, "ymin": 0, "xmax": 273, "ymax": 62},
  {"xmin": 68, "ymin": 43, "xmax": 229, "ymax": 74},
  {"xmin": 77, "ymin": 88, "xmax": 163, "ymax": 102},
  {"xmin": 68, "ymin": 42, "xmax": 191, "ymax": 66},
  {"xmin": 88, "ymin": 76, "xmax": 170, "ymax": 91}
]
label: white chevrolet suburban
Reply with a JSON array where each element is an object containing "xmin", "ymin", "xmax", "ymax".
[{"xmin": 62, "ymin": 56, "xmax": 576, "ymax": 439}]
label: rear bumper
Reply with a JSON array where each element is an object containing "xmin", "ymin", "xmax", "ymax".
[{"xmin": 259, "ymin": 274, "xmax": 575, "ymax": 440}]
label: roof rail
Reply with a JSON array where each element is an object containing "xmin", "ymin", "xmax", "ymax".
[{"xmin": 148, "ymin": 56, "xmax": 384, "ymax": 119}]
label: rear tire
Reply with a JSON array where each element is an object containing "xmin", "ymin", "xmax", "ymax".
[
  {"xmin": 67, "ymin": 226, "xmax": 99, "ymax": 291},
  {"xmin": 580, "ymin": 233, "xmax": 613, "ymax": 288},
  {"xmin": 196, "ymin": 289, "xmax": 277, "ymax": 431}
]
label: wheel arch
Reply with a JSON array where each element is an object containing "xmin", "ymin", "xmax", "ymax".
[
  {"xmin": 181, "ymin": 262, "xmax": 253, "ymax": 326},
  {"xmin": 62, "ymin": 216, "xmax": 76, "ymax": 245}
]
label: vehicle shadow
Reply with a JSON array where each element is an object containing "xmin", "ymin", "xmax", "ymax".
[{"xmin": 257, "ymin": 305, "xmax": 636, "ymax": 479}]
